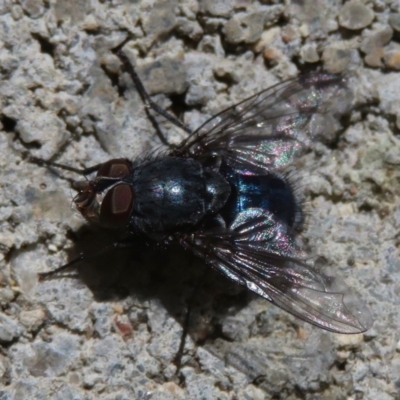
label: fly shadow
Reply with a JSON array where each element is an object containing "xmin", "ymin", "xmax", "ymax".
[
  {"xmin": 54, "ymin": 223, "xmax": 256, "ymax": 364},
  {"xmin": 39, "ymin": 224, "xmax": 352, "ymax": 398}
]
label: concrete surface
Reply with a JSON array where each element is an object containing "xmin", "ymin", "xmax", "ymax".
[{"xmin": 1, "ymin": 0, "xmax": 400, "ymax": 399}]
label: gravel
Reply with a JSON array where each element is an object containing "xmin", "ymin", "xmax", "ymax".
[{"xmin": 1, "ymin": 0, "xmax": 400, "ymax": 399}]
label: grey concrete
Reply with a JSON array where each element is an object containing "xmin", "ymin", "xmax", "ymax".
[{"xmin": 1, "ymin": 0, "xmax": 400, "ymax": 399}]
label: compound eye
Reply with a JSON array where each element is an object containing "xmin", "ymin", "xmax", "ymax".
[
  {"xmin": 100, "ymin": 184, "xmax": 134, "ymax": 228},
  {"xmin": 97, "ymin": 159, "xmax": 131, "ymax": 179}
]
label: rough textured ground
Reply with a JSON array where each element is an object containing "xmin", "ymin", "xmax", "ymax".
[{"xmin": 1, "ymin": 0, "xmax": 400, "ymax": 399}]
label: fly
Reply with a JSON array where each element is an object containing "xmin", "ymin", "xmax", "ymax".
[{"xmin": 33, "ymin": 50, "xmax": 372, "ymax": 334}]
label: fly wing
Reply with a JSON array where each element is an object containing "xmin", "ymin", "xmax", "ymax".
[
  {"xmin": 176, "ymin": 73, "xmax": 350, "ymax": 174},
  {"xmin": 181, "ymin": 209, "xmax": 372, "ymax": 334}
]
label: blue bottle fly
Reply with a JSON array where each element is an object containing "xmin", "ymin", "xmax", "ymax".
[{"xmin": 36, "ymin": 51, "xmax": 372, "ymax": 334}]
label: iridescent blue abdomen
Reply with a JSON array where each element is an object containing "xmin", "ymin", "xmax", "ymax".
[{"xmin": 220, "ymin": 164, "xmax": 301, "ymax": 229}]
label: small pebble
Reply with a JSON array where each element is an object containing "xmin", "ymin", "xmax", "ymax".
[
  {"xmin": 322, "ymin": 44, "xmax": 353, "ymax": 73},
  {"xmin": 20, "ymin": 0, "xmax": 45, "ymax": 19},
  {"xmin": 334, "ymin": 333, "xmax": 364, "ymax": 347},
  {"xmin": 82, "ymin": 15, "xmax": 99, "ymax": 32},
  {"xmin": 361, "ymin": 26, "xmax": 393, "ymax": 67},
  {"xmin": 176, "ymin": 18, "xmax": 203, "ymax": 42},
  {"xmin": 0, "ymin": 288, "xmax": 14, "ymax": 304},
  {"xmin": 389, "ymin": 13, "xmax": 400, "ymax": 32},
  {"xmin": 223, "ymin": 16, "xmax": 243, "ymax": 44},
  {"xmin": 11, "ymin": 4, "xmax": 24, "ymax": 20},
  {"xmin": 384, "ymin": 46, "xmax": 400, "ymax": 70},
  {"xmin": 138, "ymin": 57, "xmax": 188, "ymax": 95},
  {"xmin": 281, "ymin": 25, "xmax": 297, "ymax": 43},
  {"xmin": 338, "ymin": 0, "xmax": 374, "ymax": 30},
  {"xmin": 19, "ymin": 309, "xmax": 46, "ymax": 332},
  {"xmin": 300, "ymin": 43, "xmax": 319, "ymax": 63},
  {"xmin": 141, "ymin": 0, "xmax": 177, "ymax": 37},
  {"xmin": 200, "ymin": 0, "xmax": 234, "ymax": 18},
  {"xmin": 0, "ymin": 312, "xmax": 23, "ymax": 343},
  {"xmin": 198, "ymin": 35, "xmax": 225, "ymax": 57}
]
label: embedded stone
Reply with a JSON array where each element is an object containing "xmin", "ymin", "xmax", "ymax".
[{"xmin": 338, "ymin": 1, "xmax": 374, "ymax": 30}]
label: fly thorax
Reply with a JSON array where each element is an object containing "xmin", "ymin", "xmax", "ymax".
[{"xmin": 129, "ymin": 157, "xmax": 229, "ymax": 233}]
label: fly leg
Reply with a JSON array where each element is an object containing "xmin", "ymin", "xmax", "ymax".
[
  {"xmin": 38, "ymin": 238, "xmax": 138, "ymax": 281},
  {"xmin": 174, "ymin": 298, "xmax": 192, "ymax": 371},
  {"xmin": 28, "ymin": 154, "xmax": 102, "ymax": 175},
  {"xmin": 116, "ymin": 50, "xmax": 193, "ymax": 148},
  {"xmin": 174, "ymin": 267, "xmax": 208, "ymax": 373},
  {"xmin": 24, "ymin": 153, "xmax": 103, "ymax": 186}
]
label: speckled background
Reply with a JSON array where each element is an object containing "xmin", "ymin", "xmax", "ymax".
[{"xmin": 1, "ymin": 0, "xmax": 400, "ymax": 399}]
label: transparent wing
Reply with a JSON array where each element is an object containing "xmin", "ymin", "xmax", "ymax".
[
  {"xmin": 176, "ymin": 73, "xmax": 351, "ymax": 174},
  {"xmin": 182, "ymin": 209, "xmax": 372, "ymax": 334}
]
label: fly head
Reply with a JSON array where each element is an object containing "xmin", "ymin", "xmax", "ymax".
[{"xmin": 73, "ymin": 158, "xmax": 134, "ymax": 229}]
